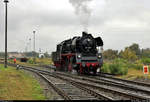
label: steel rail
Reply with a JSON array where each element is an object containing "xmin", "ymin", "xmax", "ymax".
[
  {"xmin": 22, "ymin": 68, "xmax": 72, "ymax": 100},
  {"xmin": 55, "ymin": 72, "xmax": 150, "ymax": 96},
  {"xmin": 21, "ymin": 66, "xmax": 149, "ymax": 101},
  {"xmin": 98, "ymin": 74, "xmax": 150, "ymax": 88},
  {"xmin": 22, "ymin": 66, "xmax": 113, "ymax": 100},
  {"xmin": 53, "ymin": 73, "xmax": 149, "ymax": 101}
]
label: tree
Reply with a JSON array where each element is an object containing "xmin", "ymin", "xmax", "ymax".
[
  {"xmin": 141, "ymin": 48, "xmax": 150, "ymax": 58},
  {"xmin": 24, "ymin": 52, "xmax": 33, "ymax": 57},
  {"xmin": 118, "ymin": 50, "xmax": 123, "ymax": 58},
  {"xmin": 103, "ymin": 49, "xmax": 118, "ymax": 60},
  {"xmin": 24, "ymin": 51, "xmax": 39, "ymax": 57},
  {"xmin": 44, "ymin": 52, "xmax": 50, "ymax": 58},
  {"xmin": 120, "ymin": 47, "xmax": 138, "ymax": 62},
  {"xmin": 128, "ymin": 43, "xmax": 141, "ymax": 57}
]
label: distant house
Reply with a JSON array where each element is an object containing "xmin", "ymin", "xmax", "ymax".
[
  {"xmin": 39, "ymin": 53, "xmax": 45, "ymax": 58},
  {"xmin": 8, "ymin": 52, "xmax": 25, "ymax": 59}
]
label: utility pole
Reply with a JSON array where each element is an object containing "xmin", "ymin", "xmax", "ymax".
[
  {"xmin": 29, "ymin": 38, "xmax": 31, "ymax": 52},
  {"xmin": 4, "ymin": 0, "xmax": 9, "ymax": 68},
  {"xmin": 33, "ymin": 31, "xmax": 36, "ymax": 63},
  {"xmin": 33, "ymin": 31, "xmax": 36, "ymax": 52}
]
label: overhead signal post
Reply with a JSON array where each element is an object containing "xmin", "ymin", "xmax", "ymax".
[{"xmin": 4, "ymin": 0, "xmax": 9, "ymax": 68}]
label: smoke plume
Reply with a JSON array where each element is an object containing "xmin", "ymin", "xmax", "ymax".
[{"xmin": 69, "ymin": 0, "xmax": 93, "ymax": 32}]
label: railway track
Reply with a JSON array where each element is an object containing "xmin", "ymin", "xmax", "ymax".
[
  {"xmin": 97, "ymin": 74, "xmax": 150, "ymax": 89},
  {"xmin": 1, "ymin": 62, "xmax": 150, "ymax": 101},
  {"xmin": 54, "ymin": 71, "xmax": 150, "ymax": 101},
  {"xmin": 22, "ymin": 66, "xmax": 113, "ymax": 100},
  {"xmin": 19, "ymin": 66, "xmax": 149, "ymax": 101},
  {"xmin": 57, "ymin": 71, "xmax": 150, "ymax": 95},
  {"xmin": 29, "ymin": 64, "xmax": 150, "ymax": 93}
]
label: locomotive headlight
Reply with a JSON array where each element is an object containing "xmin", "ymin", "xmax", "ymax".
[
  {"xmin": 77, "ymin": 54, "xmax": 82, "ymax": 59},
  {"xmin": 97, "ymin": 54, "xmax": 102, "ymax": 59}
]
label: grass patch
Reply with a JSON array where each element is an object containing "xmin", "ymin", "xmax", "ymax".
[
  {"xmin": 9, "ymin": 58, "xmax": 53, "ymax": 67},
  {"xmin": 116, "ymin": 68, "xmax": 150, "ymax": 80},
  {"xmin": 0, "ymin": 64, "xmax": 46, "ymax": 100},
  {"xmin": 35, "ymin": 58, "xmax": 53, "ymax": 65}
]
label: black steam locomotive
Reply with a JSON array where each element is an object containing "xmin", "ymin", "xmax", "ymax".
[{"xmin": 52, "ymin": 32, "xmax": 104, "ymax": 74}]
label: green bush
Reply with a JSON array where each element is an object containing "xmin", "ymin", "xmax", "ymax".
[
  {"xmin": 141, "ymin": 58, "xmax": 150, "ymax": 65},
  {"xmin": 27, "ymin": 58, "xmax": 34, "ymax": 64},
  {"xmin": 102, "ymin": 58, "xmax": 128, "ymax": 75},
  {"xmin": 134, "ymin": 64, "xmax": 143, "ymax": 70},
  {"xmin": 116, "ymin": 58, "xmax": 128, "ymax": 64},
  {"xmin": 101, "ymin": 63, "xmax": 110, "ymax": 73},
  {"xmin": 134, "ymin": 60, "xmax": 143, "ymax": 70},
  {"xmin": 126, "ymin": 60, "xmax": 143, "ymax": 70},
  {"xmin": 127, "ymin": 63, "xmax": 143, "ymax": 70},
  {"xmin": 109, "ymin": 62, "xmax": 128, "ymax": 75}
]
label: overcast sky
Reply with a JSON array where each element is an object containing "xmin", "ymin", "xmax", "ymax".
[{"xmin": 0, "ymin": 0, "xmax": 150, "ymax": 53}]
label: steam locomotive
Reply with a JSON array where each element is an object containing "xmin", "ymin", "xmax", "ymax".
[{"xmin": 52, "ymin": 32, "xmax": 104, "ymax": 74}]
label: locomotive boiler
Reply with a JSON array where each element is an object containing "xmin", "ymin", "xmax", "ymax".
[{"xmin": 52, "ymin": 32, "xmax": 104, "ymax": 74}]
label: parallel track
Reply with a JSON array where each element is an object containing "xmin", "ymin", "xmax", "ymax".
[{"xmin": 54, "ymin": 71, "xmax": 150, "ymax": 101}]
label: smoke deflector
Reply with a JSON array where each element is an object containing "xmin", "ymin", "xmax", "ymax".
[{"xmin": 95, "ymin": 37, "xmax": 103, "ymax": 46}]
